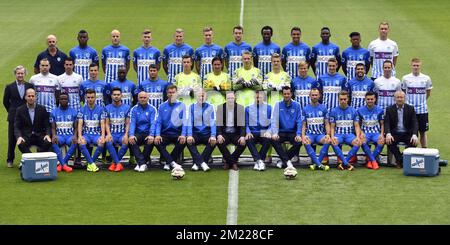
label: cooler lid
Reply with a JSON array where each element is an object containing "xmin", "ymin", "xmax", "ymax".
[
  {"xmin": 403, "ymin": 148, "xmax": 439, "ymax": 156},
  {"xmin": 21, "ymin": 152, "xmax": 57, "ymax": 160}
]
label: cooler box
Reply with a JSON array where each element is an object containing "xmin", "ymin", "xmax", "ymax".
[
  {"xmin": 20, "ymin": 152, "xmax": 58, "ymax": 182},
  {"xmin": 403, "ymin": 148, "xmax": 440, "ymax": 177}
]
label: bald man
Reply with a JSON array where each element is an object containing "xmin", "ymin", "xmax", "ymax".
[
  {"xmin": 102, "ymin": 29, "xmax": 130, "ymax": 83},
  {"xmin": 34, "ymin": 34, "xmax": 68, "ymax": 75}
]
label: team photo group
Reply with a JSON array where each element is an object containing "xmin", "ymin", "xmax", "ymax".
[{"xmin": 3, "ymin": 21, "xmax": 432, "ymax": 179}]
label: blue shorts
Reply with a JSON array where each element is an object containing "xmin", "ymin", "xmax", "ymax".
[
  {"xmin": 335, "ymin": 133, "xmax": 356, "ymax": 145},
  {"xmin": 365, "ymin": 133, "xmax": 380, "ymax": 144},
  {"xmin": 306, "ymin": 134, "xmax": 326, "ymax": 145},
  {"xmin": 56, "ymin": 135, "xmax": 74, "ymax": 146},
  {"xmin": 111, "ymin": 133, "xmax": 125, "ymax": 145},
  {"xmin": 83, "ymin": 134, "xmax": 101, "ymax": 146}
]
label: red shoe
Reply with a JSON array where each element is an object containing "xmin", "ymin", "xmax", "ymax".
[
  {"xmin": 349, "ymin": 155, "xmax": 357, "ymax": 163},
  {"xmin": 57, "ymin": 164, "xmax": 62, "ymax": 172},
  {"xmin": 321, "ymin": 156, "xmax": 329, "ymax": 164},
  {"xmin": 62, "ymin": 165, "xmax": 73, "ymax": 172},
  {"xmin": 114, "ymin": 163, "xmax": 124, "ymax": 172},
  {"xmin": 108, "ymin": 163, "xmax": 116, "ymax": 171},
  {"xmin": 366, "ymin": 161, "xmax": 373, "ymax": 169},
  {"xmin": 372, "ymin": 160, "xmax": 379, "ymax": 170}
]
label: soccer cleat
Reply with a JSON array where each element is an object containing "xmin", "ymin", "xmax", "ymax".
[
  {"xmin": 253, "ymin": 163, "xmax": 260, "ymax": 171},
  {"xmin": 321, "ymin": 156, "xmax": 329, "ymax": 164},
  {"xmin": 366, "ymin": 161, "xmax": 373, "ymax": 169},
  {"xmin": 62, "ymin": 165, "xmax": 73, "ymax": 173},
  {"xmin": 57, "ymin": 164, "xmax": 62, "ymax": 172},
  {"xmin": 87, "ymin": 163, "xmax": 99, "ymax": 172},
  {"xmin": 163, "ymin": 164, "xmax": 171, "ymax": 171},
  {"xmin": 108, "ymin": 163, "xmax": 116, "ymax": 171},
  {"xmin": 276, "ymin": 161, "xmax": 283, "ymax": 169},
  {"xmin": 258, "ymin": 160, "xmax": 265, "ymax": 171},
  {"xmin": 134, "ymin": 164, "xmax": 140, "ymax": 172},
  {"xmin": 309, "ymin": 164, "xmax": 317, "ymax": 171},
  {"xmin": 346, "ymin": 164, "xmax": 354, "ymax": 171},
  {"xmin": 371, "ymin": 160, "xmax": 379, "ymax": 170},
  {"xmin": 114, "ymin": 163, "xmax": 123, "ymax": 172},
  {"xmin": 139, "ymin": 164, "xmax": 147, "ymax": 172},
  {"xmin": 191, "ymin": 164, "xmax": 199, "ymax": 171},
  {"xmin": 286, "ymin": 160, "xmax": 293, "ymax": 168},
  {"xmin": 337, "ymin": 163, "xmax": 345, "ymax": 171},
  {"xmin": 200, "ymin": 162, "xmax": 210, "ymax": 172},
  {"xmin": 319, "ymin": 164, "xmax": 330, "ymax": 171}
]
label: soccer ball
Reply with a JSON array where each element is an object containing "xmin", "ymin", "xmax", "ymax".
[
  {"xmin": 171, "ymin": 166, "xmax": 185, "ymax": 180},
  {"xmin": 283, "ymin": 166, "xmax": 298, "ymax": 180}
]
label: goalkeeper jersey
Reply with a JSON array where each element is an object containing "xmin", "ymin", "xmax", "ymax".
[
  {"xmin": 264, "ymin": 71, "xmax": 291, "ymax": 106},
  {"xmin": 233, "ymin": 66, "xmax": 262, "ymax": 106},
  {"xmin": 174, "ymin": 72, "xmax": 201, "ymax": 105},
  {"xmin": 203, "ymin": 71, "xmax": 230, "ymax": 107}
]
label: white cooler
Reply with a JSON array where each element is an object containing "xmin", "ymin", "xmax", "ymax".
[
  {"xmin": 20, "ymin": 152, "xmax": 58, "ymax": 182},
  {"xmin": 403, "ymin": 148, "xmax": 440, "ymax": 177}
]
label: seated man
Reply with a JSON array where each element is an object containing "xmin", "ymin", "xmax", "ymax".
[
  {"xmin": 245, "ymin": 90, "xmax": 272, "ymax": 171},
  {"xmin": 358, "ymin": 91, "xmax": 385, "ymax": 170},
  {"xmin": 15, "ymin": 88, "xmax": 52, "ymax": 154},
  {"xmin": 154, "ymin": 85, "xmax": 186, "ymax": 171},
  {"xmin": 105, "ymin": 88, "xmax": 131, "ymax": 172},
  {"xmin": 301, "ymin": 88, "xmax": 330, "ymax": 171},
  {"xmin": 329, "ymin": 90, "xmax": 361, "ymax": 171},
  {"xmin": 216, "ymin": 92, "xmax": 246, "ymax": 171},
  {"xmin": 129, "ymin": 91, "xmax": 157, "ymax": 172},
  {"xmin": 186, "ymin": 89, "xmax": 216, "ymax": 171},
  {"xmin": 77, "ymin": 89, "xmax": 105, "ymax": 172},
  {"xmin": 384, "ymin": 90, "xmax": 419, "ymax": 167},
  {"xmin": 51, "ymin": 93, "xmax": 77, "ymax": 172},
  {"xmin": 269, "ymin": 86, "xmax": 302, "ymax": 170}
]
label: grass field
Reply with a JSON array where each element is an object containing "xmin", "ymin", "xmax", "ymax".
[{"xmin": 1, "ymin": 0, "xmax": 450, "ymax": 224}]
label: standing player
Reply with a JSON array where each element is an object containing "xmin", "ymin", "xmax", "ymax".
[
  {"xmin": 102, "ymin": 29, "xmax": 130, "ymax": 83},
  {"xmin": 162, "ymin": 28, "xmax": 194, "ymax": 84},
  {"xmin": 401, "ymin": 58, "xmax": 432, "ymax": 148},
  {"xmin": 133, "ymin": 29, "xmax": 161, "ymax": 85},
  {"xmin": 109, "ymin": 66, "xmax": 137, "ymax": 106},
  {"xmin": 341, "ymin": 32, "xmax": 370, "ymax": 81},
  {"xmin": 34, "ymin": 35, "xmax": 68, "ymax": 75},
  {"xmin": 282, "ymin": 27, "xmax": 311, "ymax": 80},
  {"xmin": 51, "ymin": 93, "xmax": 77, "ymax": 173},
  {"xmin": 58, "ymin": 58, "xmax": 83, "ymax": 112},
  {"xmin": 69, "ymin": 30, "xmax": 99, "ymax": 81},
  {"xmin": 265, "ymin": 53, "xmax": 291, "ymax": 107},
  {"xmin": 105, "ymin": 88, "xmax": 131, "ymax": 172},
  {"xmin": 29, "ymin": 58, "xmax": 60, "ymax": 113},
  {"xmin": 368, "ymin": 22, "xmax": 399, "ymax": 80},
  {"xmin": 80, "ymin": 63, "xmax": 109, "ymax": 106},
  {"xmin": 194, "ymin": 27, "xmax": 223, "ymax": 81},
  {"xmin": 233, "ymin": 51, "xmax": 263, "ymax": 106},
  {"xmin": 174, "ymin": 55, "xmax": 202, "ymax": 105},
  {"xmin": 77, "ymin": 89, "xmax": 106, "ymax": 172},
  {"xmin": 203, "ymin": 56, "xmax": 231, "ymax": 107},
  {"xmin": 291, "ymin": 61, "xmax": 318, "ymax": 108},
  {"xmin": 138, "ymin": 64, "xmax": 169, "ymax": 109},
  {"xmin": 317, "ymin": 58, "xmax": 347, "ymax": 112},
  {"xmin": 348, "ymin": 63, "xmax": 375, "ymax": 110},
  {"xmin": 373, "ymin": 60, "xmax": 401, "ymax": 112},
  {"xmin": 358, "ymin": 91, "xmax": 384, "ymax": 170},
  {"xmin": 310, "ymin": 27, "xmax": 341, "ymax": 79},
  {"xmin": 224, "ymin": 26, "xmax": 252, "ymax": 78},
  {"xmin": 253, "ymin": 26, "xmax": 281, "ymax": 79}
]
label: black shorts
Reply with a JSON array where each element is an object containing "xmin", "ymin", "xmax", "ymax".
[{"xmin": 416, "ymin": 113, "xmax": 429, "ymax": 132}]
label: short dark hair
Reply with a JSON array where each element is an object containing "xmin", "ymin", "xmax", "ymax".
[
  {"xmin": 355, "ymin": 63, "xmax": 365, "ymax": 69},
  {"xmin": 261, "ymin": 25, "xmax": 273, "ymax": 35},
  {"xmin": 78, "ymin": 30, "xmax": 88, "ymax": 35},
  {"xmin": 148, "ymin": 64, "xmax": 158, "ymax": 70},
  {"xmin": 181, "ymin": 55, "xmax": 192, "ymax": 61},
  {"xmin": 64, "ymin": 57, "xmax": 74, "ymax": 63},
  {"xmin": 281, "ymin": 86, "xmax": 291, "ymax": 92},
  {"xmin": 321, "ymin": 27, "xmax": 330, "ymax": 32},
  {"xmin": 349, "ymin": 32, "xmax": 360, "ymax": 38},
  {"xmin": 142, "ymin": 29, "xmax": 151, "ymax": 35},
  {"xmin": 85, "ymin": 88, "xmax": 96, "ymax": 95},
  {"xmin": 212, "ymin": 56, "xmax": 223, "ymax": 64},
  {"xmin": 338, "ymin": 90, "xmax": 349, "ymax": 98},
  {"xmin": 383, "ymin": 60, "xmax": 393, "ymax": 66},
  {"xmin": 111, "ymin": 87, "xmax": 122, "ymax": 94},
  {"xmin": 291, "ymin": 26, "xmax": 301, "ymax": 34},
  {"xmin": 89, "ymin": 63, "xmax": 98, "ymax": 68},
  {"xmin": 365, "ymin": 91, "xmax": 376, "ymax": 97},
  {"xmin": 59, "ymin": 92, "xmax": 68, "ymax": 98},
  {"xmin": 167, "ymin": 85, "xmax": 177, "ymax": 91},
  {"xmin": 233, "ymin": 25, "xmax": 243, "ymax": 33}
]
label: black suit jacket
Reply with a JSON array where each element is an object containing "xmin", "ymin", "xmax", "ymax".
[
  {"xmin": 216, "ymin": 102, "xmax": 246, "ymax": 137},
  {"xmin": 3, "ymin": 81, "xmax": 34, "ymax": 122},
  {"xmin": 14, "ymin": 104, "xmax": 50, "ymax": 139},
  {"xmin": 384, "ymin": 103, "xmax": 418, "ymax": 136}
]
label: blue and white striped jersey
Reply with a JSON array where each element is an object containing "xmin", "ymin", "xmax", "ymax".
[
  {"xmin": 401, "ymin": 73, "xmax": 432, "ymax": 114},
  {"xmin": 347, "ymin": 76, "xmax": 375, "ymax": 110},
  {"xmin": 69, "ymin": 45, "xmax": 99, "ymax": 81},
  {"xmin": 29, "ymin": 73, "xmax": 60, "ymax": 113},
  {"xmin": 302, "ymin": 103, "xmax": 329, "ymax": 135},
  {"xmin": 58, "ymin": 72, "xmax": 83, "ymax": 112},
  {"xmin": 162, "ymin": 43, "xmax": 194, "ymax": 84},
  {"xmin": 132, "ymin": 46, "xmax": 161, "ymax": 85},
  {"xmin": 50, "ymin": 107, "xmax": 78, "ymax": 136},
  {"xmin": 78, "ymin": 104, "xmax": 106, "ymax": 135},
  {"xmin": 291, "ymin": 75, "xmax": 318, "ymax": 108},
  {"xmin": 317, "ymin": 73, "xmax": 347, "ymax": 111},
  {"xmin": 341, "ymin": 46, "xmax": 370, "ymax": 81},
  {"xmin": 311, "ymin": 42, "xmax": 340, "ymax": 79},
  {"xmin": 101, "ymin": 45, "xmax": 130, "ymax": 83},
  {"xmin": 137, "ymin": 78, "xmax": 169, "ymax": 109},
  {"xmin": 108, "ymin": 79, "xmax": 137, "ymax": 106},
  {"xmin": 223, "ymin": 41, "xmax": 252, "ymax": 77},
  {"xmin": 105, "ymin": 103, "xmax": 130, "ymax": 135},
  {"xmin": 357, "ymin": 105, "xmax": 384, "ymax": 134},
  {"xmin": 194, "ymin": 44, "xmax": 223, "ymax": 80},
  {"xmin": 330, "ymin": 106, "xmax": 359, "ymax": 135},
  {"xmin": 252, "ymin": 41, "xmax": 281, "ymax": 78},
  {"xmin": 368, "ymin": 38, "xmax": 399, "ymax": 79},
  {"xmin": 373, "ymin": 76, "xmax": 401, "ymax": 111},
  {"xmin": 282, "ymin": 42, "xmax": 311, "ymax": 79},
  {"xmin": 79, "ymin": 79, "xmax": 109, "ymax": 107}
]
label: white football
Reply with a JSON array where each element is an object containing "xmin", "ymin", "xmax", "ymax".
[
  {"xmin": 171, "ymin": 166, "xmax": 185, "ymax": 180},
  {"xmin": 283, "ymin": 166, "xmax": 298, "ymax": 179}
]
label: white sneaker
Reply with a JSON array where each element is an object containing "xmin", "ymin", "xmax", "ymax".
[
  {"xmin": 134, "ymin": 165, "xmax": 140, "ymax": 172},
  {"xmin": 191, "ymin": 164, "xmax": 199, "ymax": 171},
  {"xmin": 258, "ymin": 160, "xmax": 265, "ymax": 171},
  {"xmin": 139, "ymin": 164, "xmax": 147, "ymax": 172},
  {"xmin": 287, "ymin": 160, "xmax": 293, "ymax": 168},
  {"xmin": 253, "ymin": 162, "xmax": 260, "ymax": 170},
  {"xmin": 200, "ymin": 162, "xmax": 210, "ymax": 171},
  {"xmin": 170, "ymin": 161, "xmax": 181, "ymax": 169},
  {"xmin": 163, "ymin": 164, "xmax": 170, "ymax": 171},
  {"xmin": 276, "ymin": 160, "xmax": 283, "ymax": 169}
]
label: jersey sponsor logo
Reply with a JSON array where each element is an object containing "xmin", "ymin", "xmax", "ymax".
[
  {"xmin": 201, "ymin": 57, "xmax": 213, "ymax": 64},
  {"xmin": 336, "ymin": 120, "xmax": 353, "ymax": 127},
  {"xmin": 287, "ymin": 56, "xmax": 306, "ymax": 63},
  {"xmin": 137, "ymin": 59, "xmax": 156, "ymax": 66},
  {"xmin": 295, "ymin": 90, "xmax": 310, "ymax": 97},
  {"xmin": 169, "ymin": 57, "xmax": 182, "ymax": 65},
  {"xmin": 374, "ymin": 52, "xmax": 393, "ymax": 59},
  {"xmin": 147, "ymin": 92, "xmax": 163, "ymax": 99},
  {"xmin": 56, "ymin": 121, "xmax": 73, "ymax": 129},
  {"xmin": 122, "ymin": 93, "xmax": 131, "ymax": 99},
  {"xmin": 75, "ymin": 59, "xmax": 92, "ymax": 66},
  {"xmin": 362, "ymin": 120, "xmax": 379, "ymax": 127},
  {"xmin": 62, "ymin": 87, "xmax": 80, "ymax": 94},
  {"xmin": 107, "ymin": 58, "xmax": 125, "ymax": 65},
  {"xmin": 110, "ymin": 118, "xmax": 125, "ymax": 126},
  {"xmin": 307, "ymin": 117, "xmax": 324, "ymax": 125},
  {"xmin": 407, "ymin": 87, "xmax": 426, "ymax": 94},
  {"xmin": 347, "ymin": 60, "xmax": 364, "ymax": 67},
  {"xmin": 35, "ymin": 85, "xmax": 56, "ymax": 92},
  {"xmin": 85, "ymin": 120, "xmax": 100, "ymax": 128},
  {"xmin": 351, "ymin": 91, "xmax": 366, "ymax": 98},
  {"xmin": 258, "ymin": 55, "xmax": 272, "ymax": 62},
  {"xmin": 317, "ymin": 55, "xmax": 335, "ymax": 62},
  {"xmin": 229, "ymin": 56, "xmax": 242, "ymax": 62},
  {"xmin": 378, "ymin": 90, "xmax": 396, "ymax": 97},
  {"xmin": 323, "ymin": 86, "xmax": 341, "ymax": 93}
]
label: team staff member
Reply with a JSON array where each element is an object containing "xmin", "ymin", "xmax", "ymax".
[{"xmin": 34, "ymin": 34, "xmax": 68, "ymax": 75}]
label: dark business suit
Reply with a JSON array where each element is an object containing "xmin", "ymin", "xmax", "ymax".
[
  {"xmin": 14, "ymin": 103, "xmax": 51, "ymax": 153},
  {"xmin": 384, "ymin": 103, "xmax": 419, "ymax": 165},
  {"xmin": 3, "ymin": 81, "xmax": 34, "ymax": 162}
]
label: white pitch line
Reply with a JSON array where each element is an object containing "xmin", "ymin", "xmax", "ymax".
[
  {"xmin": 226, "ymin": 169, "xmax": 239, "ymax": 225},
  {"xmin": 240, "ymin": 0, "xmax": 244, "ymax": 26}
]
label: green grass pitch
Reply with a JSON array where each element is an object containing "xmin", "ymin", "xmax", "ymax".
[{"xmin": 0, "ymin": 0, "xmax": 449, "ymax": 224}]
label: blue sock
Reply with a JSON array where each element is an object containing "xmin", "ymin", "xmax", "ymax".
[
  {"xmin": 80, "ymin": 144, "xmax": 94, "ymax": 163},
  {"xmin": 362, "ymin": 143, "xmax": 375, "ymax": 162},
  {"xmin": 52, "ymin": 144, "xmax": 65, "ymax": 165},
  {"xmin": 118, "ymin": 144, "xmax": 128, "ymax": 161},
  {"xmin": 332, "ymin": 145, "xmax": 348, "ymax": 165},
  {"xmin": 305, "ymin": 144, "xmax": 320, "ymax": 166},
  {"xmin": 373, "ymin": 144, "xmax": 384, "ymax": 158},
  {"xmin": 92, "ymin": 146, "xmax": 104, "ymax": 162},
  {"xmin": 62, "ymin": 144, "xmax": 77, "ymax": 164},
  {"xmin": 318, "ymin": 144, "xmax": 330, "ymax": 163},
  {"xmin": 106, "ymin": 142, "xmax": 120, "ymax": 163},
  {"xmin": 346, "ymin": 146, "xmax": 360, "ymax": 162}
]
